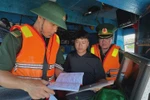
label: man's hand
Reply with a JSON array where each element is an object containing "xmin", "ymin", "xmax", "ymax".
[
  {"xmin": 92, "ymin": 87, "xmax": 102, "ymax": 93},
  {"xmin": 23, "ymin": 79, "xmax": 55, "ymax": 99},
  {"xmin": 0, "ymin": 70, "xmax": 55, "ymax": 99},
  {"xmin": 92, "ymin": 79, "xmax": 107, "ymax": 93}
]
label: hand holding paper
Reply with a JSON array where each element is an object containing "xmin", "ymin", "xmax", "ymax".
[
  {"xmin": 48, "ymin": 72, "xmax": 84, "ymax": 92},
  {"xmin": 66, "ymin": 79, "xmax": 114, "ymax": 95},
  {"xmin": 91, "ymin": 79, "xmax": 113, "ymax": 92}
]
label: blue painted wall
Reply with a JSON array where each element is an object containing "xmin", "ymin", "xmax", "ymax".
[{"xmin": 115, "ymin": 29, "xmax": 124, "ymax": 50}]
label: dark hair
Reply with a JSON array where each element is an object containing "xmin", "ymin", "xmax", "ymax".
[{"xmin": 75, "ymin": 30, "xmax": 89, "ymax": 41}]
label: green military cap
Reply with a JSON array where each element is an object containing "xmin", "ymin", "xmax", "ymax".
[
  {"xmin": 96, "ymin": 23, "xmax": 117, "ymax": 39},
  {"xmin": 31, "ymin": 1, "xmax": 67, "ymax": 30}
]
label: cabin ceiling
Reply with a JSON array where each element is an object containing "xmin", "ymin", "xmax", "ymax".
[
  {"xmin": 57, "ymin": 0, "xmax": 117, "ymax": 20},
  {"xmin": 0, "ymin": 0, "xmax": 47, "ymax": 16},
  {"xmin": 98, "ymin": 0, "xmax": 150, "ymax": 15},
  {"xmin": 0, "ymin": 0, "xmax": 149, "ymax": 25},
  {"xmin": 0, "ymin": 0, "xmax": 149, "ymax": 16},
  {"xmin": 56, "ymin": 0, "xmax": 150, "ymax": 18}
]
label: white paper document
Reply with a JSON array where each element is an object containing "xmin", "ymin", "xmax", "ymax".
[
  {"xmin": 66, "ymin": 80, "xmax": 114, "ymax": 95},
  {"xmin": 48, "ymin": 72, "xmax": 84, "ymax": 92}
]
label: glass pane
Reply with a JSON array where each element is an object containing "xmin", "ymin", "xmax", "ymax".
[{"xmin": 124, "ymin": 34, "xmax": 135, "ymax": 53}]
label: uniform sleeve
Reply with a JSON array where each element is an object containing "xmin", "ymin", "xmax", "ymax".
[
  {"xmin": 56, "ymin": 48, "xmax": 65, "ymax": 65},
  {"xmin": 94, "ymin": 59, "xmax": 106, "ymax": 81},
  {"xmin": 63, "ymin": 54, "xmax": 71, "ymax": 72},
  {"xmin": 0, "ymin": 33, "xmax": 22, "ymax": 71}
]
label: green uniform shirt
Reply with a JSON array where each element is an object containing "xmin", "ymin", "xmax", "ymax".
[
  {"xmin": 56, "ymin": 48, "xmax": 65, "ymax": 65},
  {"xmin": 0, "ymin": 30, "xmax": 22, "ymax": 71},
  {"xmin": 0, "ymin": 31, "xmax": 64, "ymax": 71}
]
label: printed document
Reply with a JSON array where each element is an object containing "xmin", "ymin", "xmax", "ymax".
[{"xmin": 48, "ymin": 72, "xmax": 84, "ymax": 92}]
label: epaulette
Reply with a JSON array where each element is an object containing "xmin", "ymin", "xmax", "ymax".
[{"xmin": 10, "ymin": 30, "xmax": 22, "ymax": 38}]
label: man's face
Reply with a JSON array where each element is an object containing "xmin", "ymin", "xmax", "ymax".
[
  {"xmin": 38, "ymin": 16, "xmax": 58, "ymax": 38},
  {"xmin": 42, "ymin": 19, "xmax": 58, "ymax": 38},
  {"xmin": 75, "ymin": 38, "xmax": 89, "ymax": 54},
  {"xmin": 99, "ymin": 37, "xmax": 112, "ymax": 49}
]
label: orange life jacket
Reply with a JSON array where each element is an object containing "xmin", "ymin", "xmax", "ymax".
[
  {"xmin": 91, "ymin": 44, "xmax": 101, "ymax": 60},
  {"xmin": 10, "ymin": 24, "xmax": 60, "ymax": 81},
  {"xmin": 91, "ymin": 44, "xmax": 120, "ymax": 80}
]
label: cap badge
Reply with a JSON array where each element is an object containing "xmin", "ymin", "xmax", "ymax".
[{"xmin": 102, "ymin": 28, "xmax": 107, "ymax": 34}]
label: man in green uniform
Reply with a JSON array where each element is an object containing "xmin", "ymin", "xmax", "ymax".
[
  {"xmin": 0, "ymin": 1, "xmax": 66, "ymax": 100},
  {"xmin": 91, "ymin": 23, "xmax": 123, "ymax": 80}
]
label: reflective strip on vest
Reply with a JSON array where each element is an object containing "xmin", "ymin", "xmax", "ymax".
[
  {"xmin": 91, "ymin": 47, "xmax": 95, "ymax": 54},
  {"xmin": 49, "ymin": 64, "xmax": 55, "ymax": 69},
  {"xmin": 48, "ymin": 76, "xmax": 55, "ymax": 82},
  {"xmin": 18, "ymin": 75, "xmax": 54, "ymax": 81},
  {"xmin": 56, "ymin": 35, "xmax": 60, "ymax": 44},
  {"xmin": 18, "ymin": 76, "xmax": 42, "ymax": 80},
  {"xmin": 15, "ymin": 63, "xmax": 43, "ymax": 69},
  {"xmin": 12, "ymin": 63, "xmax": 55, "ymax": 80}
]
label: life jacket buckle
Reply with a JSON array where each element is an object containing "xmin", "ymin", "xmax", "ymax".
[{"xmin": 106, "ymin": 69, "xmax": 119, "ymax": 77}]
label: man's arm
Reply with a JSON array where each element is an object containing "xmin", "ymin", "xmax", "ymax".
[
  {"xmin": 55, "ymin": 48, "xmax": 65, "ymax": 77},
  {"xmin": 0, "ymin": 70, "xmax": 55, "ymax": 99},
  {"xmin": 56, "ymin": 47, "xmax": 65, "ymax": 65},
  {"xmin": 0, "ymin": 33, "xmax": 55, "ymax": 99},
  {"xmin": 55, "ymin": 63, "xmax": 64, "ymax": 77}
]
